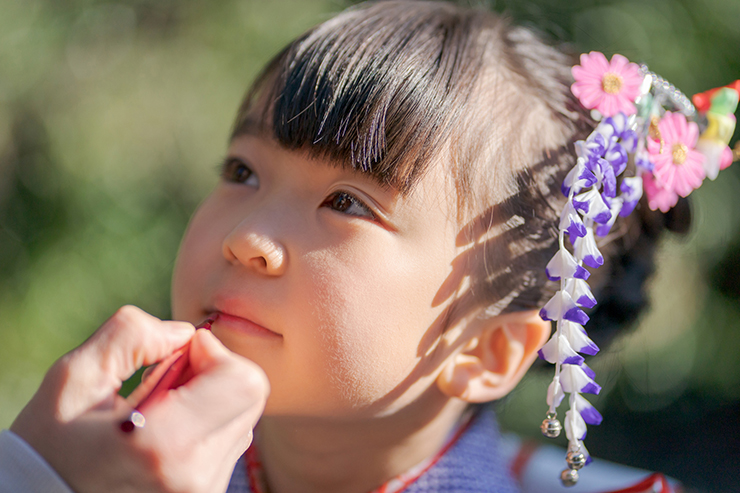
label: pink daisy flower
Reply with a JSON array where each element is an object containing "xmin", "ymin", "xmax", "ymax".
[
  {"xmin": 648, "ymin": 111, "xmax": 705, "ymax": 197},
  {"xmin": 571, "ymin": 52, "xmax": 643, "ymax": 117},
  {"xmin": 642, "ymin": 171, "xmax": 679, "ymax": 212}
]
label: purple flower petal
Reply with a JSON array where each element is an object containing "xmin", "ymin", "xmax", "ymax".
[
  {"xmin": 545, "ymin": 249, "xmax": 590, "ymax": 282},
  {"xmin": 564, "ymin": 355, "xmax": 585, "ymax": 365},
  {"xmin": 560, "ymin": 202, "xmax": 587, "ymax": 239},
  {"xmin": 541, "ymin": 290, "xmax": 586, "ymax": 323},
  {"xmin": 572, "ymin": 192, "xmax": 591, "ymax": 214},
  {"xmin": 564, "ymin": 306, "xmax": 589, "ymax": 324},
  {"xmin": 584, "ymin": 255, "xmax": 602, "ymax": 269},
  {"xmin": 605, "ymin": 112, "xmax": 629, "ymax": 134},
  {"xmin": 561, "ymin": 320, "xmax": 599, "ymax": 355},
  {"xmin": 636, "ymin": 151, "xmax": 654, "ymax": 172},
  {"xmin": 574, "ymin": 394, "xmax": 603, "ymax": 427},
  {"xmin": 574, "ymin": 228, "xmax": 604, "ymax": 269},
  {"xmin": 561, "ymin": 364, "xmax": 599, "ymax": 395},
  {"xmin": 580, "ymin": 405, "xmax": 603, "ymax": 425},
  {"xmin": 621, "ymin": 129, "xmax": 639, "ymax": 153},
  {"xmin": 595, "ymin": 195, "xmax": 623, "ymax": 237},
  {"xmin": 563, "ymin": 159, "xmax": 598, "ymax": 197},
  {"xmin": 579, "ymin": 342, "xmax": 600, "ymax": 356},
  {"xmin": 599, "ymin": 117, "xmax": 619, "ymax": 140},
  {"xmin": 606, "ymin": 142, "xmax": 628, "ymax": 176},
  {"xmin": 621, "ymin": 179, "xmax": 635, "ymax": 195},
  {"xmin": 594, "ymin": 224, "xmax": 610, "ymax": 237},
  {"xmin": 567, "ymin": 220, "xmax": 587, "ymax": 240},
  {"xmin": 593, "ymin": 208, "xmax": 612, "ymax": 225},
  {"xmin": 619, "ymin": 176, "xmax": 643, "ymax": 217},
  {"xmin": 581, "ymin": 133, "xmax": 607, "ymax": 159},
  {"xmin": 577, "ymin": 294, "xmax": 597, "ymax": 309},
  {"xmin": 601, "ymin": 163, "xmax": 617, "ymax": 198},
  {"xmin": 540, "ymin": 334, "xmax": 588, "ymax": 365},
  {"xmin": 620, "ymin": 199, "xmax": 638, "ymax": 217},
  {"xmin": 601, "ymin": 113, "xmax": 639, "ymax": 153},
  {"xmin": 574, "ymin": 189, "xmax": 612, "ymax": 224},
  {"xmin": 581, "ymin": 382, "xmax": 602, "ymax": 395},
  {"xmin": 539, "ymin": 334, "xmax": 584, "ymax": 366},
  {"xmin": 564, "ymin": 278, "xmax": 597, "ymax": 310}
]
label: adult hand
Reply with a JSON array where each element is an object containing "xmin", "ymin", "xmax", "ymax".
[{"xmin": 10, "ymin": 305, "xmax": 269, "ymax": 493}]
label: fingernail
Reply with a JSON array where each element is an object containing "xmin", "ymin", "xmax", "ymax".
[{"xmin": 169, "ymin": 323, "xmax": 196, "ymax": 339}]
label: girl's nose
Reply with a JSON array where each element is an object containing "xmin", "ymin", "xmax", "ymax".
[{"xmin": 222, "ymin": 227, "xmax": 287, "ymax": 276}]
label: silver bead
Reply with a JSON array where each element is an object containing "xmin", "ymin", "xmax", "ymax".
[
  {"xmin": 639, "ymin": 63, "xmax": 696, "ymax": 117},
  {"xmin": 540, "ymin": 414, "xmax": 562, "ymax": 438},
  {"xmin": 560, "ymin": 468, "xmax": 579, "ymax": 487},
  {"xmin": 566, "ymin": 451, "xmax": 587, "ymax": 470}
]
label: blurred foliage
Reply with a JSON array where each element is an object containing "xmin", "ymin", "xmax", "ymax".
[
  {"xmin": 0, "ymin": 0, "xmax": 339, "ymax": 425},
  {"xmin": 0, "ymin": 0, "xmax": 738, "ymax": 491}
]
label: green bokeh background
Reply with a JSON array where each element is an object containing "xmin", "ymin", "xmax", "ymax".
[{"xmin": 1, "ymin": 1, "xmax": 738, "ymax": 491}]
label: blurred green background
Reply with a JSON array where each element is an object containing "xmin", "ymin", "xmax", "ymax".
[{"xmin": 0, "ymin": 0, "xmax": 738, "ymax": 491}]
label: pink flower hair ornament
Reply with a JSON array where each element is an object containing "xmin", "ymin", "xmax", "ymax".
[
  {"xmin": 571, "ymin": 52, "xmax": 643, "ymax": 118},
  {"xmin": 542, "ymin": 53, "xmax": 739, "ymax": 486}
]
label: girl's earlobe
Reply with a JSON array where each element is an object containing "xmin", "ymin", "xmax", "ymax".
[{"xmin": 436, "ymin": 310, "xmax": 551, "ymax": 403}]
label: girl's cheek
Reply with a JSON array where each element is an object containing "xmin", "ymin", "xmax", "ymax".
[
  {"xmin": 171, "ymin": 207, "xmax": 220, "ymax": 318},
  {"xmin": 303, "ymin": 250, "xmax": 424, "ymax": 389}
]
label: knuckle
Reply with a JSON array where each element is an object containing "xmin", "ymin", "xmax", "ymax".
[
  {"xmin": 108, "ymin": 306, "xmax": 151, "ymax": 339},
  {"xmin": 90, "ymin": 306, "xmax": 162, "ymax": 375},
  {"xmin": 112, "ymin": 304, "xmax": 143, "ymax": 324}
]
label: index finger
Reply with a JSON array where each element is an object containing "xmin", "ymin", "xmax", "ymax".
[{"xmin": 75, "ymin": 306, "xmax": 196, "ymax": 383}]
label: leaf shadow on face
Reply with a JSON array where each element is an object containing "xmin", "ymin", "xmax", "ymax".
[{"xmin": 367, "ymin": 145, "xmax": 571, "ymax": 414}]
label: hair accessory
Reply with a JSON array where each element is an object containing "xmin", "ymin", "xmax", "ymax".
[{"xmin": 539, "ymin": 51, "xmax": 738, "ymax": 486}]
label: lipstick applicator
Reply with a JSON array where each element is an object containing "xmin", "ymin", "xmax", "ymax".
[{"xmin": 119, "ymin": 315, "xmax": 218, "ymax": 433}]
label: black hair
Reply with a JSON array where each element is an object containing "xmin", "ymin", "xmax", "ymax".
[
  {"xmin": 233, "ymin": 1, "xmax": 488, "ymax": 193},
  {"xmin": 231, "ymin": 0, "xmax": 688, "ymax": 342}
]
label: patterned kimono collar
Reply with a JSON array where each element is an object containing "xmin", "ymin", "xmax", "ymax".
[{"xmin": 226, "ymin": 406, "xmax": 521, "ymax": 493}]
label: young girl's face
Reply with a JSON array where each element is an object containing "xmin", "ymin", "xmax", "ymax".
[{"xmin": 171, "ymin": 132, "xmax": 470, "ymax": 418}]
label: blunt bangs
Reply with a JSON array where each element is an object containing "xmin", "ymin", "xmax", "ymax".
[{"xmin": 232, "ymin": 1, "xmax": 488, "ymax": 193}]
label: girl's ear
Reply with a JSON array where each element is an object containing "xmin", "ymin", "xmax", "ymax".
[{"xmin": 436, "ymin": 310, "xmax": 551, "ymax": 403}]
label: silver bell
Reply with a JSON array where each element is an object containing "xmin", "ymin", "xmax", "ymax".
[
  {"xmin": 540, "ymin": 414, "xmax": 562, "ymax": 438},
  {"xmin": 566, "ymin": 451, "xmax": 587, "ymax": 470},
  {"xmin": 560, "ymin": 468, "xmax": 579, "ymax": 487}
]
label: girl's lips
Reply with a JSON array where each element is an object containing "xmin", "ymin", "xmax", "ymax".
[{"xmin": 212, "ymin": 311, "xmax": 282, "ymax": 339}]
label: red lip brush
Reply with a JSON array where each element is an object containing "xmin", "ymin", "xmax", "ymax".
[{"xmin": 119, "ymin": 315, "xmax": 218, "ymax": 433}]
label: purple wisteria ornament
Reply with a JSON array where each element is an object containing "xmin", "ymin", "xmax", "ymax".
[{"xmin": 539, "ymin": 51, "xmax": 738, "ymax": 486}]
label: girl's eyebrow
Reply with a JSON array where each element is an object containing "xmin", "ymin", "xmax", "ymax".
[{"xmin": 232, "ymin": 116, "xmax": 264, "ymax": 139}]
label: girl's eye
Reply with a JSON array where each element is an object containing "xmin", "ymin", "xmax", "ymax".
[
  {"xmin": 221, "ymin": 158, "xmax": 259, "ymax": 187},
  {"xmin": 322, "ymin": 191, "xmax": 375, "ymax": 219}
]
